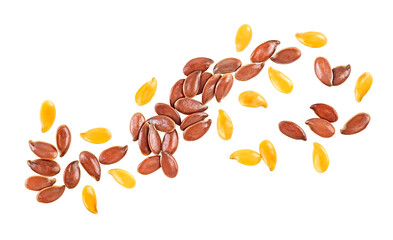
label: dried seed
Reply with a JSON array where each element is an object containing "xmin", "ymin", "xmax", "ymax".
[
  {"xmin": 259, "ymin": 140, "xmax": 277, "ymax": 171},
  {"xmin": 183, "ymin": 70, "xmax": 201, "ymax": 98},
  {"xmin": 278, "ymin": 121, "xmax": 307, "ymax": 141},
  {"xmin": 332, "ymin": 64, "xmax": 351, "ymax": 86},
  {"xmin": 313, "ymin": 142, "xmax": 329, "ymax": 173},
  {"xmin": 217, "ymin": 110, "xmax": 233, "ymax": 141},
  {"xmin": 130, "ymin": 112, "xmax": 145, "ymax": 141},
  {"xmin": 310, "ymin": 103, "xmax": 338, "ymax": 122},
  {"xmin": 40, "ymin": 100, "xmax": 56, "ymax": 133},
  {"xmin": 80, "ymin": 128, "xmax": 112, "ymax": 144},
  {"xmin": 201, "ymin": 74, "xmax": 221, "ymax": 105},
  {"xmin": 183, "ymin": 57, "xmax": 214, "ymax": 76},
  {"xmin": 108, "ymin": 169, "xmax": 136, "ymax": 189},
  {"xmin": 183, "ymin": 119, "xmax": 212, "ymax": 141},
  {"xmin": 270, "ymin": 47, "xmax": 301, "ymax": 64},
  {"xmin": 160, "ymin": 152, "xmax": 178, "ymax": 178},
  {"xmin": 250, "ymin": 40, "xmax": 280, "ymax": 63},
  {"xmin": 29, "ymin": 140, "xmax": 58, "ymax": 160},
  {"xmin": 305, "ymin": 118, "xmax": 335, "ymax": 138},
  {"xmin": 63, "ymin": 160, "xmax": 80, "ymax": 189},
  {"xmin": 180, "ymin": 112, "xmax": 209, "ymax": 131},
  {"xmin": 235, "ymin": 24, "xmax": 252, "ymax": 52},
  {"xmin": 147, "ymin": 115, "xmax": 176, "ymax": 133},
  {"xmin": 315, "ymin": 57, "xmax": 333, "ymax": 86},
  {"xmin": 36, "ymin": 185, "xmax": 65, "ymax": 203},
  {"xmin": 99, "ymin": 145, "xmax": 128, "ymax": 165},
  {"xmin": 215, "ymin": 73, "xmax": 234, "ymax": 102},
  {"xmin": 79, "ymin": 151, "xmax": 101, "ymax": 181},
  {"xmin": 268, "ymin": 67, "xmax": 293, "ymax": 94},
  {"xmin": 213, "ymin": 58, "xmax": 242, "ymax": 74},
  {"xmin": 82, "ymin": 185, "xmax": 97, "ymax": 214},
  {"xmin": 56, "ymin": 125, "xmax": 71, "ymax": 157},
  {"xmin": 197, "ymin": 72, "xmax": 213, "ymax": 95},
  {"xmin": 135, "ymin": 77, "xmax": 157, "ymax": 106},
  {"xmin": 296, "ymin": 31, "xmax": 327, "ymax": 48},
  {"xmin": 25, "ymin": 176, "xmax": 56, "ymax": 191},
  {"xmin": 27, "ymin": 159, "xmax": 61, "ymax": 176},
  {"xmin": 138, "ymin": 122, "xmax": 151, "ymax": 156},
  {"xmin": 174, "ymin": 98, "xmax": 208, "ymax": 115},
  {"xmin": 154, "ymin": 103, "xmax": 181, "ymax": 125},
  {"xmin": 234, "ymin": 63, "xmax": 264, "ymax": 81},
  {"xmin": 162, "ymin": 130, "xmax": 179, "ymax": 155},
  {"xmin": 238, "ymin": 91, "xmax": 267, "ymax": 108},
  {"xmin": 137, "ymin": 156, "xmax": 161, "ymax": 175},
  {"xmin": 169, "ymin": 79, "xmax": 185, "ymax": 107},
  {"xmin": 340, "ymin": 113, "xmax": 371, "ymax": 135},
  {"xmin": 148, "ymin": 125, "xmax": 162, "ymax": 155},
  {"xmin": 355, "ymin": 72, "xmax": 373, "ymax": 102},
  {"xmin": 230, "ymin": 149, "xmax": 261, "ymax": 166}
]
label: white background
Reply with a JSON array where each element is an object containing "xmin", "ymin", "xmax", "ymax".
[{"xmin": 0, "ymin": 0, "xmax": 392, "ymax": 239}]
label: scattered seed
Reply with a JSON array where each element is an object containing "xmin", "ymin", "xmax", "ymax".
[
  {"xmin": 183, "ymin": 57, "xmax": 214, "ymax": 76},
  {"xmin": 29, "ymin": 140, "xmax": 58, "ymax": 160},
  {"xmin": 25, "ymin": 176, "xmax": 56, "ymax": 191},
  {"xmin": 230, "ymin": 149, "xmax": 262, "ymax": 166},
  {"xmin": 135, "ymin": 77, "xmax": 157, "ymax": 106},
  {"xmin": 183, "ymin": 70, "xmax": 201, "ymax": 98},
  {"xmin": 147, "ymin": 115, "xmax": 176, "ymax": 133},
  {"xmin": 137, "ymin": 156, "xmax": 161, "ymax": 175},
  {"xmin": 36, "ymin": 185, "xmax": 65, "ymax": 203},
  {"xmin": 130, "ymin": 112, "xmax": 146, "ymax": 141},
  {"xmin": 183, "ymin": 119, "xmax": 212, "ymax": 141},
  {"xmin": 99, "ymin": 145, "xmax": 128, "ymax": 165},
  {"xmin": 341, "ymin": 113, "xmax": 371, "ymax": 135},
  {"xmin": 180, "ymin": 112, "xmax": 209, "ymax": 131},
  {"xmin": 278, "ymin": 121, "xmax": 307, "ymax": 140},
  {"xmin": 40, "ymin": 100, "xmax": 56, "ymax": 133},
  {"xmin": 148, "ymin": 124, "xmax": 162, "ymax": 155},
  {"xmin": 174, "ymin": 98, "xmax": 208, "ymax": 115},
  {"xmin": 355, "ymin": 72, "xmax": 373, "ymax": 102},
  {"xmin": 201, "ymin": 74, "xmax": 221, "ymax": 105},
  {"xmin": 213, "ymin": 58, "xmax": 242, "ymax": 74},
  {"xmin": 332, "ymin": 64, "xmax": 351, "ymax": 86},
  {"xmin": 27, "ymin": 159, "xmax": 61, "ymax": 176},
  {"xmin": 63, "ymin": 161, "xmax": 80, "ymax": 189},
  {"xmin": 169, "ymin": 79, "xmax": 185, "ymax": 107},
  {"xmin": 314, "ymin": 57, "xmax": 333, "ymax": 86},
  {"xmin": 215, "ymin": 73, "xmax": 234, "ymax": 102},
  {"xmin": 270, "ymin": 47, "xmax": 301, "ymax": 64},
  {"xmin": 160, "ymin": 152, "xmax": 178, "ymax": 178},
  {"xmin": 162, "ymin": 130, "xmax": 179, "ymax": 155},
  {"xmin": 305, "ymin": 118, "xmax": 335, "ymax": 138},
  {"xmin": 80, "ymin": 128, "xmax": 112, "ymax": 144},
  {"xmin": 310, "ymin": 103, "xmax": 338, "ymax": 122},
  {"xmin": 234, "ymin": 63, "xmax": 264, "ymax": 81},
  {"xmin": 56, "ymin": 125, "xmax": 71, "ymax": 157},
  {"xmin": 154, "ymin": 103, "xmax": 181, "ymax": 125},
  {"xmin": 250, "ymin": 40, "xmax": 280, "ymax": 63},
  {"xmin": 79, "ymin": 151, "xmax": 101, "ymax": 181},
  {"xmin": 138, "ymin": 122, "xmax": 151, "ymax": 156}
]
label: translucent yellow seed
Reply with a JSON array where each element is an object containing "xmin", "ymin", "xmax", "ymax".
[
  {"xmin": 238, "ymin": 91, "xmax": 267, "ymax": 108},
  {"xmin": 312, "ymin": 142, "xmax": 329, "ymax": 173},
  {"xmin": 40, "ymin": 100, "xmax": 56, "ymax": 133},
  {"xmin": 235, "ymin": 24, "xmax": 252, "ymax": 52},
  {"xmin": 80, "ymin": 128, "xmax": 112, "ymax": 144},
  {"xmin": 108, "ymin": 169, "xmax": 136, "ymax": 189},
  {"xmin": 217, "ymin": 109, "xmax": 233, "ymax": 140},
  {"xmin": 259, "ymin": 140, "xmax": 277, "ymax": 171},
  {"xmin": 230, "ymin": 149, "xmax": 261, "ymax": 166},
  {"xmin": 82, "ymin": 185, "xmax": 98, "ymax": 214},
  {"xmin": 135, "ymin": 77, "xmax": 157, "ymax": 106},
  {"xmin": 268, "ymin": 67, "xmax": 293, "ymax": 94},
  {"xmin": 355, "ymin": 72, "xmax": 373, "ymax": 102},
  {"xmin": 295, "ymin": 31, "xmax": 327, "ymax": 48}
]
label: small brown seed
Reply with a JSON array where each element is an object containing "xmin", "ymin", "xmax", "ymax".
[
  {"xmin": 147, "ymin": 115, "xmax": 176, "ymax": 133},
  {"xmin": 183, "ymin": 70, "xmax": 201, "ymax": 98},
  {"xmin": 27, "ymin": 159, "xmax": 61, "ymax": 176},
  {"xmin": 213, "ymin": 58, "xmax": 242, "ymax": 74},
  {"xmin": 234, "ymin": 63, "xmax": 264, "ymax": 81},
  {"xmin": 148, "ymin": 125, "xmax": 162, "ymax": 155},
  {"xmin": 99, "ymin": 145, "xmax": 128, "ymax": 165},
  {"xmin": 250, "ymin": 40, "xmax": 281, "ymax": 63},
  {"xmin": 155, "ymin": 103, "xmax": 181, "ymax": 125},
  {"xmin": 138, "ymin": 122, "xmax": 151, "ymax": 156},
  {"xmin": 79, "ymin": 151, "xmax": 101, "ymax": 181},
  {"xmin": 36, "ymin": 185, "xmax": 65, "ymax": 203},
  {"xmin": 174, "ymin": 98, "xmax": 208, "ymax": 115},
  {"xmin": 332, "ymin": 64, "xmax": 351, "ymax": 86},
  {"xmin": 56, "ymin": 125, "xmax": 71, "ymax": 157},
  {"xmin": 310, "ymin": 103, "xmax": 338, "ymax": 122},
  {"xmin": 169, "ymin": 79, "xmax": 185, "ymax": 107},
  {"xmin": 162, "ymin": 130, "xmax": 178, "ymax": 155},
  {"xmin": 341, "ymin": 113, "xmax": 371, "ymax": 135},
  {"xmin": 63, "ymin": 161, "xmax": 80, "ymax": 189},
  {"xmin": 160, "ymin": 152, "xmax": 178, "ymax": 178},
  {"xmin": 305, "ymin": 118, "xmax": 335, "ymax": 138},
  {"xmin": 183, "ymin": 57, "xmax": 214, "ymax": 76},
  {"xmin": 202, "ymin": 74, "xmax": 221, "ymax": 105},
  {"xmin": 197, "ymin": 72, "xmax": 213, "ymax": 95},
  {"xmin": 130, "ymin": 112, "xmax": 145, "ymax": 141},
  {"xmin": 29, "ymin": 140, "xmax": 58, "ymax": 160},
  {"xmin": 215, "ymin": 73, "xmax": 234, "ymax": 102},
  {"xmin": 278, "ymin": 121, "xmax": 307, "ymax": 141},
  {"xmin": 137, "ymin": 156, "xmax": 161, "ymax": 175},
  {"xmin": 183, "ymin": 119, "xmax": 212, "ymax": 141},
  {"xmin": 25, "ymin": 176, "xmax": 56, "ymax": 191},
  {"xmin": 315, "ymin": 57, "xmax": 333, "ymax": 86},
  {"xmin": 180, "ymin": 112, "xmax": 209, "ymax": 131},
  {"xmin": 270, "ymin": 47, "xmax": 301, "ymax": 64}
]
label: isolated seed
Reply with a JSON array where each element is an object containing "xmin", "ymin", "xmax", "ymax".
[
  {"xmin": 183, "ymin": 57, "xmax": 214, "ymax": 76},
  {"xmin": 183, "ymin": 119, "xmax": 212, "ymax": 141},
  {"xmin": 154, "ymin": 103, "xmax": 181, "ymax": 125},
  {"xmin": 162, "ymin": 130, "xmax": 179, "ymax": 155},
  {"xmin": 80, "ymin": 128, "xmax": 112, "ymax": 144},
  {"xmin": 135, "ymin": 77, "xmax": 157, "ymax": 106},
  {"xmin": 235, "ymin": 24, "xmax": 252, "ymax": 52},
  {"xmin": 82, "ymin": 185, "xmax": 98, "ymax": 214},
  {"xmin": 315, "ymin": 57, "xmax": 333, "ymax": 86},
  {"xmin": 215, "ymin": 73, "xmax": 234, "ymax": 102},
  {"xmin": 130, "ymin": 112, "xmax": 145, "ymax": 141},
  {"xmin": 25, "ymin": 176, "xmax": 56, "ymax": 191},
  {"xmin": 230, "ymin": 149, "xmax": 262, "ymax": 166},
  {"xmin": 138, "ymin": 122, "xmax": 151, "ymax": 156},
  {"xmin": 79, "ymin": 151, "xmax": 101, "ymax": 181},
  {"xmin": 29, "ymin": 140, "xmax": 58, "ymax": 160},
  {"xmin": 332, "ymin": 64, "xmax": 351, "ymax": 86},
  {"xmin": 27, "ymin": 159, "xmax": 61, "ymax": 176},
  {"xmin": 217, "ymin": 110, "xmax": 233, "ymax": 141},
  {"xmin": 147, "ymin": 115, "xmax": 176, "ymax": 133},
  {"xmin": 310, "ymin": 103, "xmax": 338, "ymax": 122},
  {"xmin": 99, "ymin": 145, "xmax": 128, "ymax": 165},
  {"xmin": 270, "ymin": 47, "xmax": 301, "ymax": 64},
  {"xmin": 137, "ymin": 156, "xmax": 161, "ymax": 175},
  {"xmin": 296, "ymin": 31, "xmax": 327, "ymax": 48},
  {"xmin": 259, "ymin": 140, "xmax": 277, "ymax": 171},
  {"xmin": 40, "ymin": 100, "xmax": 56, "ymax": 133},
  {"xmin": 234, "ymin": 63, "xmax": 264, "ymax": 81},
  {"xmin": 250, "ymin": 40, "xmax": 280, "ymax": 63},
  {"xmin": 340, "ymin": 113, "xmax": 371, "ymax": 135},
  {"xmin": 313, "ymin": 142, "xmax": 329, "ymax": 173},
  {"xmin": 213, "ymin": 58, "xmax": 242, "ymax": 74},
  {"xmin": 180, "ymin": 112, "xmax": 209, "ymax": 131},
  {"xmin": 201, "ymin": 74, "xmax": 221, "ymax": 105},
  {"xmin": 148, "ymin": 125, "xmax": 162, "ymax": 155},
  {"xmin": 278, "ymin": 121, "xmax": 307, "ymax": 140},
  {"xmin": 56, "ymin": 125, "xmax": 71, "ymax": 158},
  {"xmin": 63, "ymin": 161, "xmax": 81, "ymax": 189},
  {"xmin": 197, "ymin": 72, "xmax": 213, "ymax": 95},
  {"xmin": 305, "ymin": 118, "xmax": 335, "ymax": 138},
  {"xmin": 36, "ymin": 185, "xmax": 65, "ymax": 203},
  {"xmin": 169, "ymin": 79, "xmax": 185, "ymax": 107},
  {"xmin": 108, "ymin": 169, "xmax": 136, "ymax": 189},
  {"xmin": 355, "ymin": 72, "xmax": 373, "ymax": 102},
  {"xmin": 183, "ymin": 70, "xmax": 201, "ymax": 98},
  {"xmin": 160, "ymin": 152, "xmax": 178, "ymax": 178},
  {"xmin": 174, "ymin": 98, "xmax": 208, "ymax": 115},
  {"xmin": 238, "ymin": 91, "xmax": 267, "ymax": 108},
  {"xmin": 268, "ymin": 67, "xmax": 293, "ymax": 94}
]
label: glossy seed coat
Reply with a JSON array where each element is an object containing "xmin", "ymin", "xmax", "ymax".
[
  {"xmin": 56, "ymin": 125, "xmax": 71, "ymax": 157},
  {"xmin": 108, "ymin": 169, "xmax": 136, "ymax": 189},
  {"xmin": 230, "ymin": 149, "xmax": 262, "ymax": 166},
  {"xmin": 135, "ymin": 77, "xmax": 157, "ymax": 106},
  {"xmin": 40, "ymin": 100, "xmax": 56, "ymax": 133},
  {"xmin": 183, "ymin": 57, "xmax": 214, "ymax": 76},
  {"xmin": 82, "ymin": 185, "xmax": 98, "ymax": 214},
  {"xmin": 201, "ymin": 74, "xmax": 221, "ymax": 105},
  {"xmin": 138, "ymin": 122, "xmax": 151, "ymax": 156},
  {"xmin": 160, "ymin": 152, "xmax": 178, "ymax": 178},
  {"xmin": 183, "ymin": 119, "xmax": 212, "ymax": 141},
  {"xmin": 36, "ymin": 185, "xmax": 65, "ymax": 203},
  {"xmin": 238, "ymin": 91, "xmax": 267, "ymax": 108},
  {"xmin": 213, "ymin": 58, "xmax": 242, "ymax": 74},
  {"xmin": 215, "ymin": 73, "xmax": 234, "ymax": 102},
  {"xmin": 279, "ymin": 121, "xmax": 307, "ymax": 140},
  {"xmin": 63, "ymin": 161, "xmax": 80, "ymax": 189},
  {"xmin": 217, "ymin": 110, "xmax": 233, "ymax": 140},
  {"xmin": 180, "ymin": 112, "xmax": 208, "ymax": 131},
  {"xmin": 169, "ymin": 79, "xmax": 185, "ymax": 107},
  {"xmin": 154, "ymin": 103, "xmax": 181, "ymax": 125},
  {"xmin": 148, "ymin": 125, "xmax": 162, "ymax": 155},
  {"xmin": 270, "ymin": 47, "xmax": 301, "ymax": 64},
  {"xmin": 296, "ymin": 31, "xmax": 327, "ymax": 48},
  {"xmin": 147, "ymin": 115, "xmax": 176, "ymax": 133},
  {"xmin": 80, "ymin": 128, "xmax": 112, "ymax": 144},
  {"xmin": 137, "ymin": 156, "xmax": 161, "ymax": 175},
  {"xmin": 332, "ymin": 64, "xmax": 351, "ymax": 86},
  {"xmin": 198, "ymin": 72, "xmax": 213, "ymax": 95},
  {"xmin": 29, "ymin": 140, "xmax": 58, "ymax": 160},
  {"xmin": 310, "ymin": 103, "xmax": 338, "ymax": 122},
  {"xmin": 313, "ymin": 142, "xmax": 329, "ymax": 173},
  {"xmin": 79, "ymin": 151, "xmax": 101, "ymax": 181},
  {"xmin": 259, "ymin": 140, "xmax": 277, "ymax": 171},
  {"xmin": 268, "ymin": 67, "xmax": 293, "ymax": 94},
  {"xmin": 250, "ymin": 40, "xmax": 280, "ymax": 63},
  {"xmin": 235, "ymin": 24, "xmax": 252, "ymax": 52},
  {"xmin": 234, "ymin": 63, "xmax": 264, "ymax": 81},
  {"xmin": 25, "ymin": 176, "xmax": 56, "ymax": 191},
  {"xmin": 183, "ymin": 70, "xmax": 201, "ymax": 98},
  {"xmin": 27, "ymin": 159, "xmax": 61, "ymax": 176},
  {"xmin": 99, "ymin": 145, "xmax": 128, "ymax": 165},
  {"xmin": 355, "ymin": 72, "xmax": 373, "ymax": 102},
  {"xmin": 315, "ymin": 57, "xmax": 333, "ymax": 86},
  {"xmin": 340, "ymin": 113, "xmax": 371, "ymax": 135},
  {"xmin": 174, "ymin": 98, "xmax": 208, "ymax": 115},
  {"xmin": 305, "ymin": 118, "xmax": 335, "ymax": 138},
  {"xmin": 162, "ymin": 130, "xmax": 178, "ymax": 155},
  {"xmin": 130, "ymin": 112, "xmax": 145, "ymax": 141}
]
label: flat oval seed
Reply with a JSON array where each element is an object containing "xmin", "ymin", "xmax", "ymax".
[
  {"xmin": 27, "ymin": 159, "xmax": 61, "ymax": 176},
  {"xmin": 215, "ymin": 73, "xmax": 234, "ymax": 102},
  {"xmin": 355, "ymin": 72, "xmax": 373, "ymax": 102},
  {"xmin": 56, "ymin": 125, "xmax": 71, "ymax": 157},
  {"xmin": 25, "ymin": 176, "xmax": 56, "ymax": 191},
  {"xmin": 183, "ymin": 57, "xmax": 214, "ymax": 76},
  {"xmin": 310, "ymin": 103, "xmax": 338, "ymax": 122},
  {"xmin": 278, "ymin": 121, "xmax": 307, "ymax": 140},
  {"xmin": 340, "ymin": 113, "xmax": 371, "ymax": 135},
  {"xmin": 82, "ymin": 185, "xmax": 98, "ymax": 214},
  {"xmin": 332, "ymin": 64, "xmax": 351, "ymax": 86},
  {"xmin": 180, "ymin": 112, "xmax": 209, "ymax": 131},
  {"xmin": 183, "ymin": 70, "xmax": 201, "ymax": 98},
  {"xmin": 137, "ymin": 156, "xmax": 161, "ymax": 175},
  {"xmin": 29, "ymin": 140, "xmax": 58, "ymax": 160},
  {"xmin": 108, "ymin": 169, "xmax": 136, "ymax": 189},
  {"xmin": 201, "ymin": 74, "xmax": 221, "ymax": 105},
  {"xmin": 169, "ymin": 79, "xmax": 185, "ymax": 107},
  {"xmin": 270, "ymin": 47, "xmax": 302, "ymax": 64},
  {"xmin": 174, "ymin": 98, "xmax": 208, "ymax": 115},
  {"xmin": 154, "ymin": 103, "xmax": 181, "ymax": 125},
  {"xmin": 234, "ymin": 63, "xmax": 264, "ymax": 81},
  {"xmin": 259, "ymin": 140, "xmax": 277, "ymax": 171},
  {"xmin": 79, "ymin": 151, "xmax": 101, "ymax": 181},
  {"xmin": 162, "ymin": 130, "xmax": 178, "ymax": 155},
  {"xmin": 36, "ymin": 185, "xmax": 65, "ymax": 203},
  {"xmin": 40, "ymin": 100, "xmax": 56, "ymax": 133},
  {"xmin": 315, "ymin": 57, "xmax": 333, "ymax": 86},
  {"xmin": 238, "ymin": 91, "xmax": 267, "ymax": 108},
  {"xmin": 230, "ymin": 149, "xmax": 261, "ymax": 166},
  {"xmin": 235, "ymin": 24, "xmax": 252, "ymax": 52},
  {"xmin": 183, "ymin": 119, "xmax": 212, "ymax": 141},
  {"xmin": 305, "ymin": 118, "xmax": 335, "ymax": 138},
  {"xmin": 217, "ymin": 109, "xmax": 233, "ymax": 140},
  {"xmin": 213, "ymin": 58, "xmax": 242, "ymax": 74},
  {"xmin": 296, "ymin": 31, "xmax": 327, "ymax": 48},
  {"xmin": 80, "ymin": 128, "xmax": 112, "ymax": 144},
  {"xmin": 99, "ymin": 145, "xmax": 128, "ymax": 165},
  {"xmin": 130, "ymin": 113, "xmax": 145, "ymax": 141},
  {"xmin": 197, "ymin": 72, "xmax": 213, "ymax": 95},
  {"xmin": 135, "ymin": 77, "xmax": 157, "ymax": 106},
  {"xmin": 313, "ymin": 142, "xmax": 329, "ymax": 173},
  {"xmin": 148, "ymin": 125, "xmax": 162, "ymax": 155},
  {"xmin": 250, "ymin": 40, "xmax": 280, "ymax": 63},
  {"xmin": 63, "ymin": 161, "xmax": 80, "ymax": 189},
  {"xmin": 160, "ymin": 152, "xmax": 178, "ymax": 178},
  {"xmin": 138, "ymin": 122, "xmax": 151, "ymax": 156},
  {"xmin": 268, "ymin": 67, "xmax": 293, "ymax": 94},
  {"xmin": 147, "ymin": 115, "xmax": 176, "ymax": 133}
]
